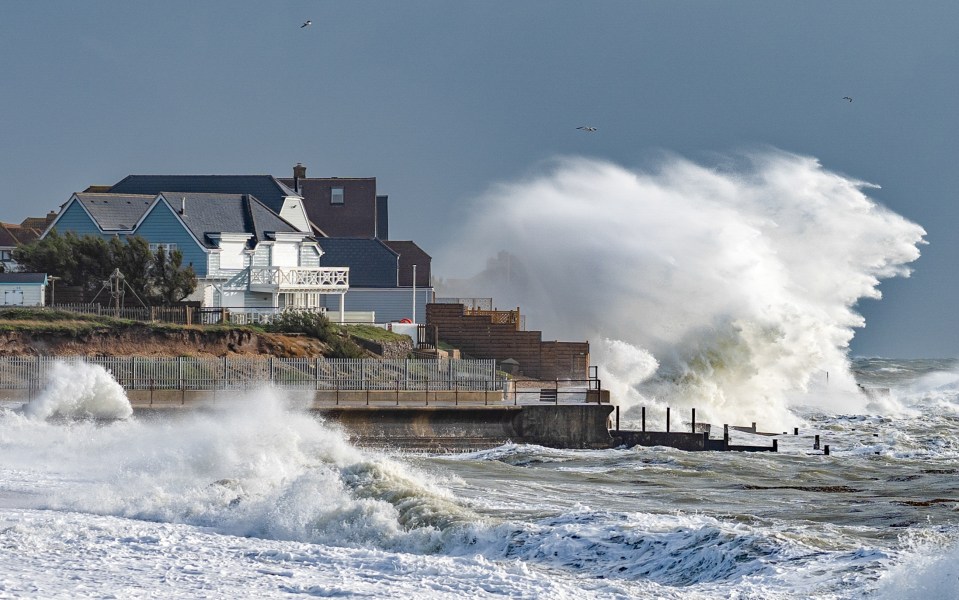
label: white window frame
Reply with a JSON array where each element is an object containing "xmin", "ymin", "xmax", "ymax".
[{"xmin": 149, "ymin": 243, "xmax": 178, "ymax": 256}]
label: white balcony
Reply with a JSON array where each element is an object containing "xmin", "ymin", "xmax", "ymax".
[{"xmin": 248, "ymin": 267, "xmax": 349, "ymax": 293}]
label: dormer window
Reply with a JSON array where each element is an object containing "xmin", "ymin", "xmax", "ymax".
[{"xmin": 331, "ymin": 187, "xmax": 344, "ymax": 205}]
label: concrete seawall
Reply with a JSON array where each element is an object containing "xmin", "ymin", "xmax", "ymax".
[{"xmin": 130, "ymin": 397, "xmax": 615, "ymax": 451}]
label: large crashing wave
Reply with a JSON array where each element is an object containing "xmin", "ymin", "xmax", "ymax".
[
  {"xmin": 437, "ymin": 151, "xmax": 926, "ymax": 427},
  {"xmin": 22, "ymin": 360, "xmax": 132, "ymax": 420}
]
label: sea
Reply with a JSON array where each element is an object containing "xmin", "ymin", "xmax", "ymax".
[{"xmin": 0, "ymin": 358, "xmax": 956, "ymax": 599}]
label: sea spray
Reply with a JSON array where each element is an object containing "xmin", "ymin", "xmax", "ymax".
[
  {"xmin": 438, "ymin": 150, "xmax": 926, "ymax": 428},
  {"xmin": 22, "ymin": 360, "xmax": 132, "ymax": 420},
  {"xmin": 8, "ymin": 389, "xmax": 477, "ymax": 551}
]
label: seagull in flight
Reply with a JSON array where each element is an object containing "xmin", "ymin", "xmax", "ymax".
[
  {"xmin": 842, "ymin": 96, "xmax": 853, "ymax": 102},
  {"xmin": 301, "ymin": 20, "xmax": 312, "ymax": 28},
  {"xmin": 576, "ymin": 126, "xmax": 597, "ymax": 132}
]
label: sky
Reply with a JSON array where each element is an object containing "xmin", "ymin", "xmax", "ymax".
[{"xmin": 0, "ymin": 2, "xmax": 957, "ymax": 357}]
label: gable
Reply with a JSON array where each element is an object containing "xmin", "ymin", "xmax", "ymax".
[
  {"xmin": 134, "ymin": 201, "xmax": 209, "ymax": 277},
  {"xmin": 46, "ymin": 198, "xmax": 102, "ymax": 238}
]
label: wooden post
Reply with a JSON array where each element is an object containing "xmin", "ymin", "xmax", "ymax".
[
  {"xmin": 615, "ymin": 405, "xmax": 620, "ymax": 432},
  {"xmin": 824, "ymin": 445, "xmax": 830, "ymax": 456},
  {"xmin": 642, "ymin": 406, "xmax": 646, "ymax": 432},
  {"xmin": 666, "ymin": 407, "xmax": 670, "ymax": 433},
  {"xmin": 794, "ymin": 427, "xmax": 799, "ymax": 435},
  {"xmin": 691, "ymin": 408, "xmax": 696, "ymax": 433},
  {"xmin": 773, "ymin": 439, "xmax": 778, "ymax": 452},
  {"xmin": 723, "ymin": 424, "xmax": 729, "ymax": 449},
  {"xmin": 814, "ymin": 434, "xmax": 820, "ymax": 450}
]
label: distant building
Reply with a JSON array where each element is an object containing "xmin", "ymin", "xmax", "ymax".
[
  {"xmin": 0, "ymin": 273, "xmax": 48, "ymax": 306},
  {"xmin": 0, "ymin": 222, "xmax": 43, "ymax": 272}
]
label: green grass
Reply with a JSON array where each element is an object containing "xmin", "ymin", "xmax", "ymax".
[{"xmin": 344, "ymin": 324, "xmax": 411, "ymax": 343}]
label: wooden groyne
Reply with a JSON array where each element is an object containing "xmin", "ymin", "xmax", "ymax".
[{"xmin": 610, "ymin": 406, "xmax": 778, "ymax": 453}]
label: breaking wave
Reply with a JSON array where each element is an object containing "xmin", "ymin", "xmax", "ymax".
[{"xmin": 438, "ymin": 150, "xmax": 926, "ymax": 428}]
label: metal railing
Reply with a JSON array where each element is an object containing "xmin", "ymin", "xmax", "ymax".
[
  {"xmin": 0, "ymin": 356, "xmax": 503, "ymax": 392},
  {"xmin": 506, "ymin": 378, "xmax": 606, "ymax": 405},
  {"xmin": 435, "ymin": 297, "xmax": 493, "ymax": 311}
]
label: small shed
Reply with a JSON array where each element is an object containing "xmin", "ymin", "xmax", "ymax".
[
  {"xmin": 0, "ymin": 273, "xmax": 48, "ymax": 306},
  {"xmin": 500, "ymin": 358, "xmax": 520, "ymax": 376}
]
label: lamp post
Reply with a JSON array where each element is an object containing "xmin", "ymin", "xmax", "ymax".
[
  {"xmin": 48, "ymin": 275, "xmax": 60, "ymax": 307},
  {"xmin": 412, "ymin": 264, "xmax": 417, "ymax": 323}
]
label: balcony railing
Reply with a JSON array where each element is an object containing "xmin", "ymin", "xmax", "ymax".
[{"xmin": 249, "ymin": 267, "xmax": 349, "ymax": 292}]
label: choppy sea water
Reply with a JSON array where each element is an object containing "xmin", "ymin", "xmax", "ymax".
[{"xmin": 0, "ymin": 359, "xmax": 957, "ymax": 599}]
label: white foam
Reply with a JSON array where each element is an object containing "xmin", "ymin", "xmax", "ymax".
[
  {"xmin": 438, "ymin": 151, "xmax": 925, "ymax": 428},
  {"xmin": 21, "ymin": 360, "xmax": 132, "ymax": 420}
]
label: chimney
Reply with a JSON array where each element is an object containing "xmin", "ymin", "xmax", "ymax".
[
  {"xmin": 293, "ymin": 163, "xmax": 306, "ymax": 193},
  {"xmin": 180, "ymin": 196, "xmax": 186, "ymax": 215}
]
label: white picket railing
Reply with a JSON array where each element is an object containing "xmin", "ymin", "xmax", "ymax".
[{"xmin": 249, "ymin": 267, "xmax": 349, "ymax": 292}]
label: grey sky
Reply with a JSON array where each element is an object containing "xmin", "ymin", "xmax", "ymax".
[{"xmin": 1, "ymin": 2, "xmax": 957, "ymax": 357}]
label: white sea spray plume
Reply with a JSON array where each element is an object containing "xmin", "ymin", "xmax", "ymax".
[
  {"xmin": 21, "ymin": 360, "xmax": 132, "ymax": 420},
  {"xmin": 438, "ymin": 150, "xmax": 926, "ymax": 428}
]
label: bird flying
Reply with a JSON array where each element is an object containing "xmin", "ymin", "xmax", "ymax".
[
  {"xmin": 301, "ymin": 20, "xmax": 312, "ymax": 28},
  {"xmin": 843, "ymin": 96, "xmax": 853, "ymax": 102},
  {"xmin": 576, "ymin": 126, "xmax": 597, "ymax": 132}
]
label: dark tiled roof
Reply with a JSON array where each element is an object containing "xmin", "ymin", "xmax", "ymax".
[
  {"xmin": 383, "ymin": 240, "xmax": 432, "ymax": 287},
  {"xmin": 4, "ymin": 225, "xmax": 41, "ymax": 245},
  {"xmin": 0, "ymin": 273, "xmax": 46, "ymax": 284},
  {"xmin": 20, "ymin": 212, "xmax": 57, "ymax": 230},
  {"xmin": 111, "ymin": 175, "xmax": 299, "ymax": 215},
  {"xmin": 75, "ymin": 193, "xmax": 155, "ymax": 231},
  {"xmin": 382, "ymin": 240, "xmax": 431, "ymax": 260},
  {"xmin": 317, "ymin": 238, "xmax": 399, "ymax": 288},
  {"xmin": 0, "ymin": 226, "xmax": 18, "ymax": 247},
  {"xmin": 160, "ymin": 193, "xmax": 302, "ymax": 249}
]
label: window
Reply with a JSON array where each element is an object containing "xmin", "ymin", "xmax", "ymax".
[
  {"xmin": 149, "ymin": 243, "xmax": 178, "ymax": 256},
  {"xmin": 0, "ymin": 250, "xmax": 11, "ymax": 262},
  {"xmin": 331, "ymin": 187, "xmax": 344, "ymax": 205}
]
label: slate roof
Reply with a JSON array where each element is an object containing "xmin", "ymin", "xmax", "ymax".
[
  {"xmin": 159, "ymin": 193, "xmax": 303, "ymax": 249},
  {"xmin": 75, "ymin": 193, "xmax": 155, "ymax": 231},
  {"xmin": 383, "ymin": 240, "xmax": 432, "ymax": 287},
  {"xmin": 0, "ymin": 273, "xmax": 47, "ymax": 284},
  {"xmin": 110, "ymin": 175, "xmax": 300, "ymax": 216},
  {"xmin": 316, "ymin": 238, "xmax": 399, "ymax": 288}
]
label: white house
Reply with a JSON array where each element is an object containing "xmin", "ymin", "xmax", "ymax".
[{"xmin": 44, "ymin": 191, "xmax": 350, "ymax": 320}]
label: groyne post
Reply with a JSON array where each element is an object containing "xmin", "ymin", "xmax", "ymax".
[
  {"xmin": 691, "ymin": 408, "xmax": 696, "ymax": 433},
  {"xmin": 773, "ymin": 439, "xmax": 778, "ymax": 452},
  {"xmin": 824, "ymin": 445, "xmax": 830, "ymax": 456},
  {"xmin": 642, "ymin": 407, "xmax": 646, "ymax": 432},
  {"xmin": 723, "ymin": 424, "xmax": 729, "ymax": 450},
  {"xmin": 814, "ymin": 434, "xmax": 820, "ymax": 450},
  {"xmin": 615, "ymin": 405, "xmax": 620, "ymax": 431},
  {"xmin": 666, "ymin": 407, "xmax": 671, "ymax": 433},
  {"xmin": 794, "ymin": 427, "xmax": 799, "ymax": 435}
]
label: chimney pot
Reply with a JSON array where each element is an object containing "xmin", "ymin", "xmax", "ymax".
[
  {"xmin": 181, "ymin": 196, "xmax": 186, "ymax": 215},
  {"xmin": 293, "ymin": 163, "xmax": 307, "ymax": 179}
]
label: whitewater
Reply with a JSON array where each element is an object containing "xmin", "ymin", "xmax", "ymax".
[
  {"xmin": 1, "ymin": 359, "xmax": 958, "ymax": 599},
  {"xmin": 2, "ymin": 150, "xmax": 955, "ymax": 598}
]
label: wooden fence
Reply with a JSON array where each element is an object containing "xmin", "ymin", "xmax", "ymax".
[{"xmin": 0, "ymin": 356, "xmax": 503, "ymax": 392}]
